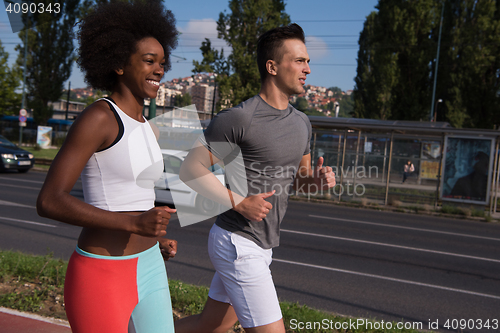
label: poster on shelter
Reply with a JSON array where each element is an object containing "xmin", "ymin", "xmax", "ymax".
[
  {"xmin": 420, "ymin": 141, "xmax": 441, "ymax": 179},
  {"xmin": 364, "ymin": 141, "xmax": 373, "ymax": 153},
  {"xmin": 441, "ymin": 136, "xmax": 494, "ymax": 204},
  {"xmin": 422, "ymin": 142, "xmax": 441, "ymax": 159},
  {"xmin": 420, "ymin": 160, "xmax": 440, "ymax": 179},
  {"xmin": 37, "ymin": 126, "xmax": 52, "ymax": 149}
]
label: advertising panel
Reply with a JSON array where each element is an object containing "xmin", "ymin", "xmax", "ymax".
[
  {"xmin": 420, "ymin": 141, "xmax": 441, "ymax": 179},
  {"xmin": 420, "ymin": 160, "xmax": 440, "ymax": 180},
  {"xmin": 441, "ymin": 136, "xmax": 494, "ymax": 204},
  {"xmin": 36, "ymin": 126, "xmax": 52, "ymax": 149}
]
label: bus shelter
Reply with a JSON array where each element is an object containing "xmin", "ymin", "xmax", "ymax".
[{"xmin": 307, "ymin": 117, "xmax": 500, "ymax": 214}]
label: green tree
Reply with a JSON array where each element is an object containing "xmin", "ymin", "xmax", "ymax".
[
  {"xmin": 437, "ymin": 0, "xmax": 500, "ymax": 128},
  {"xmin": 339, "ymin": 95, "xmax": 354, "ymax": 117},
  {"xmin": 193, "ymin": 0, "xmax": 290, "ymax": 111},
  {"xmin": 353, "ymin": 0, "xmax": 500, "ymax": 129},
  {"xmin": 353, "ymin": 11, "xmax": 399, "ymax": 120},
  {"xmin": 291, "ymin": 97, "xmax": 309, "ymax": 112},
  {"xmin": 16, "ymin": 0, "xmax": 80, "ymax": 125},
  {"xmin": 354, "ymin": 0, "xmax": 437, "ymax": 120},
  {"xmin": 0, "ymin": 41, "xmax": 22, "ymax": 116},
  {"xmin": 385, "ymin": 0, "xmax": 436, "ymax": 121},
  {"xmin": 174, "ymin": 93, "xmax": 192, "ymax": 107},
  {"xmin": 327, "ymin": 87, "xmax": 343, "ymax": 98}
]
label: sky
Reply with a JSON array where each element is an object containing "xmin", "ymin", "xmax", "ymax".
[{"xmin": 0, "ymin": 0, "xmax": 379, "ymax": 92}]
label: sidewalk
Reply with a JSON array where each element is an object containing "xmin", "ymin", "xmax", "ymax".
[{"xmin": 0, "ymin": 307, "xmax": 71, "ymax": 333}]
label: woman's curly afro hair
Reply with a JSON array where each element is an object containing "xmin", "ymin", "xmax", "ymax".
[{"xmin": 77, "ymin": 0, "xmax": 177, "ymax": 91}]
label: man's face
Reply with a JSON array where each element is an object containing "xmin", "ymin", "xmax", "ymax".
[{"xmin": 273, "ymin": 39, "xmax": 311, "ymax": 96}]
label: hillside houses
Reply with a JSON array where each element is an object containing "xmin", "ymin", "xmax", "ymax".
[{"xmin": 71, "ymin": 74, "xmax": 349, "ymax": 116}]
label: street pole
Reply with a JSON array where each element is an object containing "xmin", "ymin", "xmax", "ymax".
[
  {"xmin": 433, "ymin": 99, "xmax": 442, "ymax": 122},
  {"xmin": 19, "ymin": 28, "xmax": 28, "ymax": 146},
  {"xmin": 430, "ymin": 2, "xmax": 445, "ymax": 122},
  {"xmin": 149, "ymin": 98, "xmax": 156, "ymax": 120},
  {"xmin": 211, "ymin": 84, "xmax": 217, "ymax": 120},
  {"xmin": 65, "ymin": 81, "xmax": 71, "ymax": 120}
]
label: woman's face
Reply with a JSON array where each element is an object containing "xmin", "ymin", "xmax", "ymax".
[{"xmin": 119, "ymin": 37, "xmax": 165, "ymax": 99}]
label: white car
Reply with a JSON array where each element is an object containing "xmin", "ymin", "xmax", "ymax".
[{"xmin": 154, "ymin": 149, "xmax": 225, "ymax": 215}]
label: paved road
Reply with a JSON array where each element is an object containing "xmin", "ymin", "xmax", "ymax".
[{"xmin": 1, "ymin": 170, "xmax": 500, "ymax": 332}]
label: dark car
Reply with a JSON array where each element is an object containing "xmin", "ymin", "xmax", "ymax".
[{"xmin": 0, "ymin": 135, "xmax": 35, "ymax": 173}]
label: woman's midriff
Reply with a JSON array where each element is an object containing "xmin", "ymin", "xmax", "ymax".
[{"xmin": 77, "ymin": 211, "xmax": 158, "ymax": 256}]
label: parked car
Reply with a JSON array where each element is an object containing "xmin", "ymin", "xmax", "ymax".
[
  {"xmin": 0, "ymin": 135, "xmax": 35, "ymax": 173},
  {"xmin": 154, "ymin": 149, "xmax": 225, "ymax": 215}
]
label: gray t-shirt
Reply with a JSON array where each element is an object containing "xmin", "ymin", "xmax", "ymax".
[{"xmin": 201, "ymin": 95, "xmax": 311, "ymax": 249}]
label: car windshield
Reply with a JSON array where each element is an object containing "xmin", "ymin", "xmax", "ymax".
[{"xmin": 0, "ymin": 136, "xmax": 17, "ymax": 148}]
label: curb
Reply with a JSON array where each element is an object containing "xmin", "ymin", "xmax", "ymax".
[
  {"xmin": 0, "ymin": 307, "xmax": 70, "ymax": 328},
  {"xmin": 290, "ymin": 196, "xmax": 500, "ymax": 223}
]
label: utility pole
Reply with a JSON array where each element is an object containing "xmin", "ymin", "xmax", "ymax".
[
  {"xmin": 430, "ymin": 2, "xmax": 445, "ymax": 122},
  {"xmin": 19, "ymin": 27, "xmax": 28, "ymax": 146},
  {"xmin": 149, "ymin": 98, "xmax": 156, "ymax": 120},
  {"xmin": 65, "ymin": 81, "xmax": 71, "ymax": 120},
  {"xmin": 211, "ymin": 84, "xmax": 217, "ymax": 119}
]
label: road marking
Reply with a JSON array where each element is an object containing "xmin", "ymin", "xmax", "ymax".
[
  {"xmin": 0, "ymin": 182, "xmax": 40, "ymax": 190},
  {"xmin": 0, "ymin": 216, "xmax": 56, "ymax": 228},
  {"xmin": 0, "ymin": 176, "xmax": 44, "ymax": 184},
  {"xmin": 0, "ymin": 200, "xmax": 35, "ymax": 208},
  {"xmin": 281, "ymin": 229, "xmax": 500, "ymax": 263},
  {"xmin": 309, "ymin": 214, "xmax": 500, "ymax": 242},
  {"xmin": 273, "ymin": 258, "xmax": 500, "ymax": 300}
]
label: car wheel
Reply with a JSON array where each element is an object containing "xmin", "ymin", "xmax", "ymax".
[{"xmin": 195, "ymin": 195, "xmax": 220, "ymax": 215}]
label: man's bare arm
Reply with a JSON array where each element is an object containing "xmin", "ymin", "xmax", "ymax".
[{"xmin": 179, "ymin": 142, "xmax": 274, "ymax": 221}]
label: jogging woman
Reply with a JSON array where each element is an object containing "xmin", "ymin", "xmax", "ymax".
[{"xmin": 37, "ymin": 1, "xmax": 178, "ymax": 332}]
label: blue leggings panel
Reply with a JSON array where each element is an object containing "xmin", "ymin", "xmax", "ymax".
[{"xmin": 66, "ymin": 243, "xmax": 174, "ymax": 333}]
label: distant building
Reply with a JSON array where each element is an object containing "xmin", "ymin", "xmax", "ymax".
[
  {"xmin": 154, "ymin": 85, "xmax": 182, "ymax": 107},
  {"xmin": 190, "ymin": 84, "xmax": 216, "ymax": 113},
  {"xmin": 48, "ymin": 99, "xmax": 87, "ymax": 120}
]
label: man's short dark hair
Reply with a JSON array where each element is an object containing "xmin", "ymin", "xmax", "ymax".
[
  {"xmin": 257, "ymin": 23, "xmax": 305, "ymax": 81},
  {"xmin": 77, "ymin": 0, "xmax": 177, "ymax": 91}
]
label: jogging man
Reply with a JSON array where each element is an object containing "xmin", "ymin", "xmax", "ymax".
[{"xmin": 176, "ymin": 23, "xmax": 336, "ymax": 333}]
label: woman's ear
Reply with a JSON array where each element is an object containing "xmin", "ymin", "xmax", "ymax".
[{"xmin": 115, "ymin": 68, "xmax": 124, "ymax": 75}]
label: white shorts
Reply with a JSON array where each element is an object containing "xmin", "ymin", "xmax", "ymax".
[{"xmin": 207, "ymin": 224, "xmax": 282, "ymax": 328}]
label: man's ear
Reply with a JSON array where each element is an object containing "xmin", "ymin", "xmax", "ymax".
[{"xmin": 266, "ymin": 60, "xmax": 277, "ymax": 76}]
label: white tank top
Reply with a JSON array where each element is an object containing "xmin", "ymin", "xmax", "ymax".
[{"xmin": 81, "ymin": 98, "xmax": 163, "ymax": 211}]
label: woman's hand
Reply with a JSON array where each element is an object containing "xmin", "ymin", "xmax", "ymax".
[
  {"xmin": 131, "ymin": 206, "xmax": 177, "ymax": 237},
  {"xmin": 158, "ymin": 238, "xmax": 177, "ymax": 260}
]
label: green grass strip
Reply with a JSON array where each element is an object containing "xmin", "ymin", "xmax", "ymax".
[
  {"xmin": 0, "ymin": 250, "xmax": 66, "ymax": 287},
  {"xmin": 0, "ymin": 251, "xmax": 65, "ymax": 313},
  {"xmin": 169, "ymin": 280, "xmax": 208, "ymax": 315},
  {"xmin": 0, "ymin": 250, "xmax": 428, "ymax": 332},
  {"xmin": 23, "ymin": 147, "xmax": 60, "ymax": 160}
]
